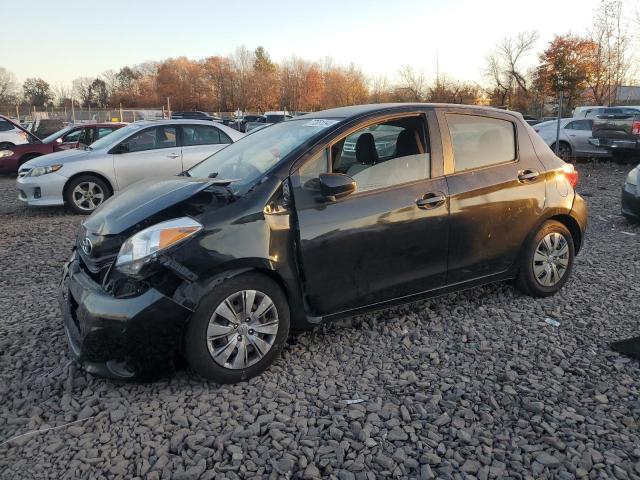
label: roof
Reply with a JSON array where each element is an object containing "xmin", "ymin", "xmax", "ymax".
[{"xmin": 308, "ymin": 103, "xmax": 522, "ymax": 119}]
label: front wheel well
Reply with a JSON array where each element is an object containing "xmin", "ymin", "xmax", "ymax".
[
  {"xmin": 550, "ymin": 214, "xmax": 583, "ymax": 253},
  {"xmin": 63, "ymin": 172, "xmax": 114, "ymax": 199}
]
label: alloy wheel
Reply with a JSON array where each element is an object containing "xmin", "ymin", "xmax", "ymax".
[
  {"xmin": 72, "ymin": 181, "xmax": 105, "ymax": 211},
  {"xmin": 206, "ymin": 290, "xmax": 279, "ymax": 370},
  {"xmin": 532, "ymin": 232, "xmax": 570, "ymax": 287}
]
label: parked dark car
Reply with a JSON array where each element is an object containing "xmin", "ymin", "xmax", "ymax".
[
  {"xmin": 0, "ymin": 122, "xmax": 126, "ymax": 174},
  {"xmin": 60, "ymin": 103, "xmax": 587, "ymax": 383},
  {"xmin": 622, "ymin": 164, "xmax": 640, "ymax": 221},
  {"xmin": 171, "ymin": 111, "xmax": 222, "ymax": 122},
  {"xmin": 590, "ymin": 106, "xmax": 640, "ymax": 161},
  {"xmin": 236, "ymin": 114, "xmax": 264, "ymax": 132}
]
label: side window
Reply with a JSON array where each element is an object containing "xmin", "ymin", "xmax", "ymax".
[
  {"xmin": 573, "ymin": 120, "xmax": 592, "ymax": 130},
  {"xmin": 298, "ymin": 149, "xmax": 328, "ymax": 190},
  {"xmin": 122, "ymin": 126, "xmax": 177, "ymax": 153},
  {"xmin": 331, "ymin": 117, "xmax": 430, "ymax": 193},
  {"xmin": 564, "ymin": 122, "xmax": 576, "ymax": 130},
  {"xmin": 61, "ymin": 128, "xmax": 83, "ymax": 143},
  {"xmin": 96, "ymin": 127, "xmax": 115, "ymax": 140},
  {"xmin": 447, "ymin": 114, "xmax": 516, "ymax": 172},
  {"xmin": 183, "ymin": 125, "xmax": 222, "ymax": 146}
]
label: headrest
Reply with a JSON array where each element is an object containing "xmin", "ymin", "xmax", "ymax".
[
  {"xmin": 355, "ymin": 132, "xmax": 379, "ymax": 165},
  {"xmin": 396, "ymin": 129, "xmax": 419, "ymax": 157}
]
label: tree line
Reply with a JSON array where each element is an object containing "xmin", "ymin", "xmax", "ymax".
[{"xmin": 0, "ymin": 0, "xmax": 637, "ymax": 117}]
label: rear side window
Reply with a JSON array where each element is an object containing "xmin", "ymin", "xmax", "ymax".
[
  {"xmin": 182, "ymin": 125, "xmax": 230, "ymax": 146},
  {"xmin": 96, "ymin": 127, "xmax": 116, "ymax": 140},
  {"xmin": 566, "ymin": 120, "xmax": 592, "ymax": 130},
  {"xmin": 447, "ymin": 114, "xmax": 516, "ymax": 172}
]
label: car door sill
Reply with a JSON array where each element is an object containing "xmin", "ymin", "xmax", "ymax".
[{"xmin": 314, "ymin": 271, "xmax": 515, "ymax": 324}]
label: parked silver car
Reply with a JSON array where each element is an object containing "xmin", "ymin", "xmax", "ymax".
[
  {"xmin": 0, "ymin": 116, "xmax": 30, "ymax": 150},
  {"xmin": 533, "ymin": 118, "xmax": 610, "ymax": 159},
  {"xmin": 17, "ymin": 120, "xmax": 243, "ymax": 214}
]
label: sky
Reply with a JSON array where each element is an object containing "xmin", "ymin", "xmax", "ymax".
[{"xmin": 0, "ymin": 0, "xmax": 605, "ymax": 87}]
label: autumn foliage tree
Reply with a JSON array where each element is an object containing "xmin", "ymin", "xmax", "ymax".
[{"xmin": 535, "ymin": 34, "xmax": 598, "ymax": 112}]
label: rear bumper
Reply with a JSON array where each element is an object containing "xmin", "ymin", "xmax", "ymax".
[
  {"xmin": 59, "ymin": 252, "xmax": 192, "ymax": 380},
  {"xmin": 589, "ymin": 137, "xmax": 640, "ymax": 152},
  {"xmin": 571, "ymin": 193, "xmax": 588, "ymax": 253},
  {"xmin": 622, "ymin": 187, "xmax": 640, "ymax": 222}
]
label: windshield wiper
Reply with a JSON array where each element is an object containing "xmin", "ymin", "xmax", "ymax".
[
  {"xmin": 178, "ymin": 170, "xmax": 191, "ymax": 177},
  {"xmin": 208, "ymin": 172, "xmax": 219, "ymax": 178}
]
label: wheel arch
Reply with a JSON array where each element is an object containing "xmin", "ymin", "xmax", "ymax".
[
  {"xmin": 63, "ymin": 171, "xmax": 115, "ymax": 199},
  {"xmin": 549, "ymin": 213, "xmax": 583, "ymax": 253}
]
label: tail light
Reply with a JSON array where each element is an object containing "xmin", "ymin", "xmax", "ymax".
[
  {"xmin": 631, "ymin": 120, "xmax": 640, "ymax": 136},
  {"xmin": 561, "ymin": 164, "xmax": 578, "ymax": 188}
]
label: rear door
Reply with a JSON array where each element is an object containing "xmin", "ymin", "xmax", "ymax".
[
  {"xmin": 180, "ymin": 124, "xmax": 232, "ymax": 170},
  {"xmin": 293, "ymin": 111, "xmax": 450, "ymax": 316},
  {"xmin": 439, "ymin": 108, "xmax": 546, "ymax": 284},
  {"xmin": 564, "ymin": 119, "xmax": 595, "ymax": 154},
  {"xmin": 112, "ymin": 125, "xmax": 182, "ymax": 190}
]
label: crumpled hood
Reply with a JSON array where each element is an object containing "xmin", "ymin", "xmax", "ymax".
[
  {"xmin": 83, "ymin": 177, "xmax": 226, "ymax": 236},
  {"xmin": 24, "ymin": 148, "xmax": 92, "ymax": 168}
]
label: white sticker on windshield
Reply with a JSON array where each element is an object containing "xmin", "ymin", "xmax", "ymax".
[{"xmin": 303, "ymin": 119, "xmax": 339, "ymax": 127}]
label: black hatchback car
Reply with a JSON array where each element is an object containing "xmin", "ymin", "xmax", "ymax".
[{"xmin": 60, "ymin": 104, "xmax": 587, "ymax": 383}]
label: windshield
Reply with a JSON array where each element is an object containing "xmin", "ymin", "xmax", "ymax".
[
  {"xmin": 41, "ymin": 126, "xmax": 75, "ymax": 144},
  {"xmin": 188, "ymin": 118, "xmax": 340, "ymax": 190},
  {"xmin": 89, "ymin": 123, "xmax": 139, "ymax": 150}
]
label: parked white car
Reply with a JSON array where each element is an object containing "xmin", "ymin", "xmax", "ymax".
[
  {"xmin": 533, "ymin": 118, "xmax": 610, "ymax": 159},
  {"xmin": 0, "ymin": 116, "xmax": 30, "ymax": 149},
  {"xmin": 17, "ymin": 120, "xmax": 243, "ymax": 214}
]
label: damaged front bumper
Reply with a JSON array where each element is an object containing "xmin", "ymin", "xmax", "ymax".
[{"xmin": 59, "ymin": 251, "xmax": 192, "ymax": 380}]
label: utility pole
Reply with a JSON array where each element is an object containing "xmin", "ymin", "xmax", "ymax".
[
  {"xmin": 167, "ymin": 97, "xmax": 171, "ymax": 118},
  {"xmin": 119, "ymin": 103, "xmax": 123, "ymax": 123},
  {"xmin": 554, "ymin": 84, "xmax": 563, "ymax": 157},
  {"xmin": 71, "ymin": 98, "xmax": 76, "ymax": 123}
]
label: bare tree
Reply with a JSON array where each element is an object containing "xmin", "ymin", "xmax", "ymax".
[
  {"xmin": 588, "ymin": 0, "xmax": 633, "ymax": 105},
  {"xmin": 397, "ymin": 66, "xmax": 427, "ymax": 102},
  {"xmin": 485, "ymin": 31, "xmax": 538, "ymax": 108},
  {"xmin": 0, "ymin": 67, "xmax": 19, "ymax": 105}
]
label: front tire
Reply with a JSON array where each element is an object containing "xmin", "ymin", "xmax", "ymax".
[
  {"xmin": 184, "ymin": 273, "xmax": 290, "ymax": 383},
  {"xmin": 516, "ymin": 220, "xmax": 575, "ymax": 297},
  {"xmin": 64, "ymin": 175, "xmax": 111, "ymax": 214}
]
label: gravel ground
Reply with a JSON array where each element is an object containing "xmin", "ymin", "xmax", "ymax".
[{"xmin": 1, "ymin": 162, "xmax": 639, "ymax": 480}]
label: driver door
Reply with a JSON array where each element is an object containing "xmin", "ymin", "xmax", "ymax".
[
  {"xmin": 112, "ymin": 125, "xmax": 182, "ymax": 190},
  {"xmin": 291, "ymin": 111, "xmax": 449, "ymax": 316}
]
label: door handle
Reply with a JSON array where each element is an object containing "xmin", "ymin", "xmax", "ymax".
[
  {"xmin": 416, "ymin": 192, "xmax": 446, "ymax": 209},
  {"xmin": 518, "ymin": 169, "xmax": 539, "ymax": 182},
  {"xmin": 167, "ymin": 153, "xmax": 180, "ymax": 159}
]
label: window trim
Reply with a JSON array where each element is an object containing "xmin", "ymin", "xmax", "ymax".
[
  {"xmin": 439, "ymin": 110, "xmax": 520, "ymax": 176},
  {"xmin": 289, "ymin": 111, "xmax": 437, "ymax": 199}
]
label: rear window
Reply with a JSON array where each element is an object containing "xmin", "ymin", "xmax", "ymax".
[{"xmin": 447, "ymin": 114, "xmax": 516, "ymax": 172}]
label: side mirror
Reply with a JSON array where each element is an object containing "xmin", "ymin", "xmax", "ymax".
[
  {"xmin": 55, "ymin": 138, "xmax": 63, "ymax": 144},
  {"xmin": 319, "ymin": 173, "xmax": 356, "ymax": 200}
]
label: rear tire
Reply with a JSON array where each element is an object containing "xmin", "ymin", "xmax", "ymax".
[
  {"xmin": 184, "ymin": 273, "xmax": 290, "ymax": 384},
  {"xmin": 64, "ymin": 175, "xmax": 111, "ymax": 214},
  {"xmin": 516, "ymin": 220, "xmax": 575, "ymax": 297}
]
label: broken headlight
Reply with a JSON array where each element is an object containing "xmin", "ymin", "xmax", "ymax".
[{"xmin": 115, "ymin": 217, "xmax": 202, "ymax": 276}]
